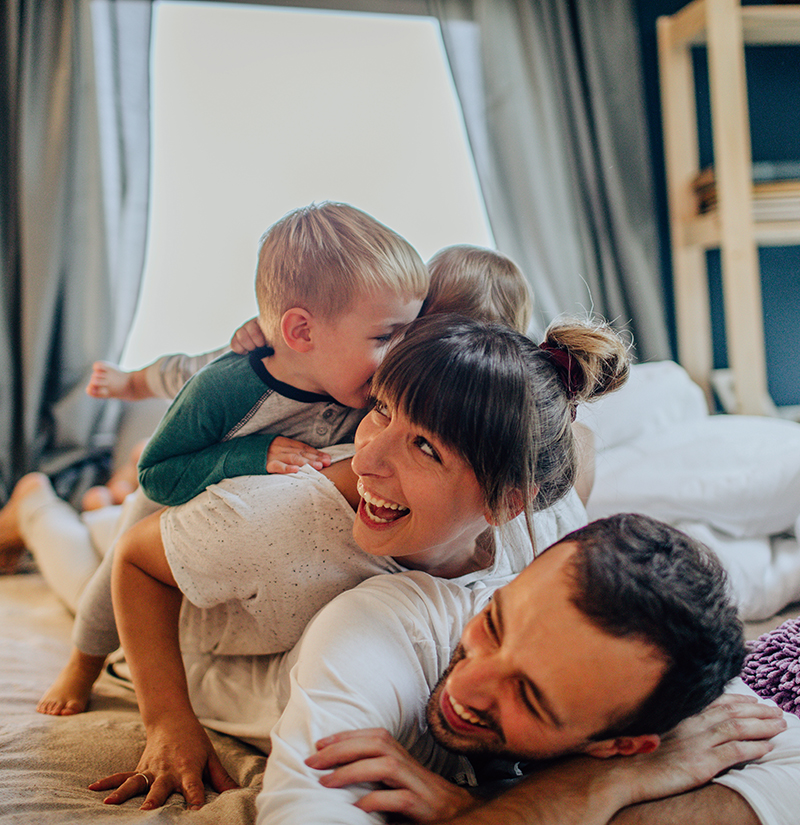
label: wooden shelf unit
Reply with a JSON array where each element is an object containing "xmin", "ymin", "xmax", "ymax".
[{"xmin": 657, "ymin": 0, "xmax": 800, "ymax": 414}]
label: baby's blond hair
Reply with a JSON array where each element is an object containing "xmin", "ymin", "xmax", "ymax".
[
  {"xmin": 422, "ymin": 245, "xmax": 533, "ymax": 333},
  {"xmin": 256, "ymin": 202, "xmax": 429, "ymax": 341}
]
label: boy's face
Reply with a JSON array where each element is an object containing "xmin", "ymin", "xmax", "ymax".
[{"xmin": 310, "ymin": 293, "xmax": 423, "ymax": 408}]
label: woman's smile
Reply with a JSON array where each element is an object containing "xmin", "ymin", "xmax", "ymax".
[
  {"xmin": 350, "ymin": 397, "xmax": 492, "ymax": 573},
  {"xmin": 356, "ymin": 479, "xmax": 410, "ymax": 525}
]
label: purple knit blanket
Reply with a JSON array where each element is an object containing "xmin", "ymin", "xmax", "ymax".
[{"xmin": 741, "ymin": 617, "xmax": 800, "ymax": 717}]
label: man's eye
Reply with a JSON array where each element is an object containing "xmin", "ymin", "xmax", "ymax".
[
  {"xmin": 373, "ymin": 334, "xmax": 392, "ymax": 343},
  {"xmin": 484, "ymin": 608, "xmax": 499, "ymax": 642}
]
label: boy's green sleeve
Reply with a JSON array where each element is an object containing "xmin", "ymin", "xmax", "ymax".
[{"xmin": 138, "ymin": 357, "xmax": 278, "ymax": 506}]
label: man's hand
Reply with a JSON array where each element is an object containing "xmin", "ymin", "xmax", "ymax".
[
  {"xmin": 306, "ymin": 728, "xmax": 479, "ymax": 823},
  {"xmin": 267, "ymin": 436, "xmax": 332, "ymax": 474},
  {"xmin": 230, "ymin": 317, "xmax": 267, "ymax": 354},
  {"xmin": 620, "ymin": 693, "xmax": 786, "ymax": 806}
]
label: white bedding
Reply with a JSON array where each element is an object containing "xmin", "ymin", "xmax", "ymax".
[{"xmin": 580, "ymin": 361, "xmax": 800, "ymax": 621}]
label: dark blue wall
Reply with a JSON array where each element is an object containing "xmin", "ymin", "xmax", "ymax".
[{"xmin": 635, "ymin": 0, "xmax": 800, "ymax": 406}]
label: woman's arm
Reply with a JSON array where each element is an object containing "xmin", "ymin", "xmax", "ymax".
[
  {"xmin": 572, "ymin": 421, "xmax": 595, "ymax": 507},
  {"xmin": 90, "ymin": 513, "xmax": 238, "ymax": 809}
]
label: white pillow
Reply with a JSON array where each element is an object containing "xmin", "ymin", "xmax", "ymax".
[
  {"xmin": 577, "ymin": 360, "xmax": 708, "ymax": 453},
  {"xmin": 587, "ymin": 414, "xmax": 800, "ymax": 539}
]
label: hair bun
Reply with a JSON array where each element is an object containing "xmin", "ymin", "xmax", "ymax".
[{"xmin": 541, "ymin": 316, "xmax": 630, "ymax": 405}]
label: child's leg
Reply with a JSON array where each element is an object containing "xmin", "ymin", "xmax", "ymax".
[
  {"xmin": 38, "ymin": 488, "xmax": 163, "ymax": 715},
  {"xmin": 16, "ymin": 474, "xmax": 103, "ymax": 613},
  {"xmin": 81, "ymin": 439, "xmax": 147, "ymax": 511},
  {"xmin": 0, "ymin": 475, "xmax": 37, "ymax": 572},
  {"xmin": 85, "ymin": 361, "xmax": 153, "ymax": 401}
]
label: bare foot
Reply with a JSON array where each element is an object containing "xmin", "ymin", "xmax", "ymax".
[
  {"xmin": 85, "ymin": 361, "xmax": 138, "ymax": 400},
  {"xmin": 0, "ymin": 472, "xmax": 51, "ymax": 573},
  {"xmin": 37, "ymin": 648, "xmax": 107, "ymax": 715},
  {"xmin": 80, "ymin": 485, "xmax": 115, "ymax": 512}
]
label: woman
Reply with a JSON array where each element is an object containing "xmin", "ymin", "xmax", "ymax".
[{"xmin": 91, "ymin": 314, "xmax": 629, "ymax": 809}]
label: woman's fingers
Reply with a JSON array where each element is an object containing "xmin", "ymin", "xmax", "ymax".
[
  {"xmin": 90, "ymin": 771, "xmax": 154, "ymax": 806},
  {"xmin": 87, "ymin": 772, "xmax": 135, "ymax": 792},
  {"xmin": 207, "ymin": 752, "xmax": 241, "ymax": 795}
]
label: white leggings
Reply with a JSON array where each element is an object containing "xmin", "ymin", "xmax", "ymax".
[{"xmin": 18, "ymin": 484, "xmax": 120, "ymax": 614}]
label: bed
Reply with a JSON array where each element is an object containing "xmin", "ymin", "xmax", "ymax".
[
  {"xmin": 0, "ymin": 571, "xmax": 265, "ymax": 823},
  {"xmin": 3, "ymin": 361, "xmax": 800, "ymax": 821},
  {"xmin": 579, "ymin": 360, "xmax": 800, "ymax": 623}
]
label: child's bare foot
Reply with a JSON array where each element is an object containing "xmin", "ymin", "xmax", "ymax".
[
  {"xmin": 37, "ymin": 648, "xmax": 106, "ymax": 715},
  {"xmin": 0, "ymin": 472, "xmax": 51, "ymax": 572},
  {"xmin": 85, "ymin": 361, "xmax": 139, "ymax": 400},
  {"xmin": 81, "ymin": 439, "xmax": 148, "ymax": 511},
  {"xmin": 80, "ymin": 485, "xmax": 115, "ymax": 512}
]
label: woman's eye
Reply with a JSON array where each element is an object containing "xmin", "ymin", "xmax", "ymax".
[
  {"xmin": 372, "ymin": 400, "xmax": 390, "ymax": 418},
  {"xmin": 415, "ymin": 437, "xmax": 440, "ymax": 461},
  {"xmin": 373, "ymin": 334, "xmax": 392, "ymax": 343}
]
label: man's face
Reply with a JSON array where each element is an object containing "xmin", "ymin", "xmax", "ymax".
[{"xmin": 426, "ymin": 541, "xmax": 668, "ymax": 760}]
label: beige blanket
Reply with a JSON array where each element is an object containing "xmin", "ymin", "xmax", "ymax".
[{"xmin": 0, "ymin": 573, "xmax": 265, "ymax": 824}]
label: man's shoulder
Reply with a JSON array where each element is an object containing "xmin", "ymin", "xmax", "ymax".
[{"xmin": 331, "ymin": 572, "xmax": 491, "ymax": 644}]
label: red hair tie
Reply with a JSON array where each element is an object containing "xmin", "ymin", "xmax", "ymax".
[{"xmin": 538, "ymin": 341, "xmax": 582, "ymax": 420}]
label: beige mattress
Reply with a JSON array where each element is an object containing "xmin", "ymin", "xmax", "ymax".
[{"xmin": 0, "ymin": 572, "xmax": 266, "ymax": 823}]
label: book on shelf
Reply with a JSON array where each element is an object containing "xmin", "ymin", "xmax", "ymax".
[{"xmin": 692, "ymin": 163, "xmax": 800, "ymax": 219}]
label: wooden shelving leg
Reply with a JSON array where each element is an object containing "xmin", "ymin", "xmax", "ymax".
[
  {"xmin": 706, "ymin": 0, "xmax": 770, "ymax": 414},
  {"xmin": 658, "ymin": 11, "xmax": 714, "ymax": 408}
]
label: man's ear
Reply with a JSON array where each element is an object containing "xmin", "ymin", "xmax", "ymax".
[
  {"xmin": 581, "ymin": 733, "xmax": 660, "ymax": 759},
  {"xmin": 281, "ymin": 308, "xmax": 315, "ymax": 353}
]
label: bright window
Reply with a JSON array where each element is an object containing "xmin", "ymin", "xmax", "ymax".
[{"xmin": 121, "ymin": 1, "xmax": 492, "ymax": 368}]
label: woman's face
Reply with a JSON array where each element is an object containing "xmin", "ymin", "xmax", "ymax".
[{"xmin": 350, "ymin": 395, "xmax": 492, "ymax": 574}]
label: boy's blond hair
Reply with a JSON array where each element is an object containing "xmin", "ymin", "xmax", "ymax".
[
  {"xmin": 256, "ymin": 202, "xmax": 429, "ymax": 340},
  {"xmin": 422, "ymin": 245, "xmax": 533, "ymax": 333}
]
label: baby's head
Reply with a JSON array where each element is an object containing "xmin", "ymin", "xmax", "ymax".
[
  {"xmin": 255, "ymin": 202, "xmax": 429, "ymax": 407},
  {"xmin": 422, "ymin": 245, "xmax": 533, "ymax": 332}
]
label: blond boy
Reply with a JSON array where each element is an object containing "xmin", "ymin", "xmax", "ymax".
[{"xmin": 137, "ymin": 201, "xmax": 427, "ymax": 507}]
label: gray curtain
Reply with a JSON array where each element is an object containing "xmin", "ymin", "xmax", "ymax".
[
  {"xmin": 432, "ymin": 0, "xmax": 670, "ymax": 361},
  {"xmin": 0, "ymin": 0, "xmax": 152, "ymax": 504}
]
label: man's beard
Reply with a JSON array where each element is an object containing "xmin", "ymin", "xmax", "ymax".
[{"xmin": 425, "ymin": 644, "xmax": 514, "ymax": 760}]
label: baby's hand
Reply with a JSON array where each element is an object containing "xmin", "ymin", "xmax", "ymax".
[
  {"xmin": 267, "ymin": 437, "xmax": 332, "ymax": 474},
  {"xmin": 230, "ymin": 317, "xmax": 267, "ymax": 354}
]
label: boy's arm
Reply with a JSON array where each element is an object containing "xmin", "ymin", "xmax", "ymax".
[
  {"xmin": 137, "ymin": 359, "xmax": 281, "ymax": 506},
  {"xmin": 91, "ymin": 512, "xmax": 238, "ymax": 810},
  {"xmin": 138, "ymin": 355, "xmax": 331, "ymax": 505}
]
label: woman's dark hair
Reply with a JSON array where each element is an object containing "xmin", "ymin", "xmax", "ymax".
[
  {"xmin": 371, "ymin": 314, "xmax": 629, "ymax": 548},
  {"xmin": 564, "ymin": 513, "xmax": 746, "ymax": 738}
]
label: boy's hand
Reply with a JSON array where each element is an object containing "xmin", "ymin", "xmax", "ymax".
[
  {"xmin": 267, "ymin": 437, "xmax": 332, "ymax": 474},
  {"xmin": 230, "ymin": 317, "xmax": 267, "ymax": 354},
  {"xmin": 306, "ymin": 728, "xmax": 478, "ymax": 823}
]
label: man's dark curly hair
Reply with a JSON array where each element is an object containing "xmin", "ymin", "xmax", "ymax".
[{"xmin": 563, "ymin": 513, "xmax": 745, "ymax": 738}]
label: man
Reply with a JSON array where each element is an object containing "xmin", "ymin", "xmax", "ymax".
[{"xmin": 252, "ymin": 514, "xmax": 798, "ymax": 824}]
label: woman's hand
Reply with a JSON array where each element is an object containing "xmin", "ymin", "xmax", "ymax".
[
  {"xmin": 306, "ymin": 728, "xmax": 479, "ymax": 823},
  {"xmin": 89, "ymin": 716, "xmax": 239, "ymax": 810}
]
